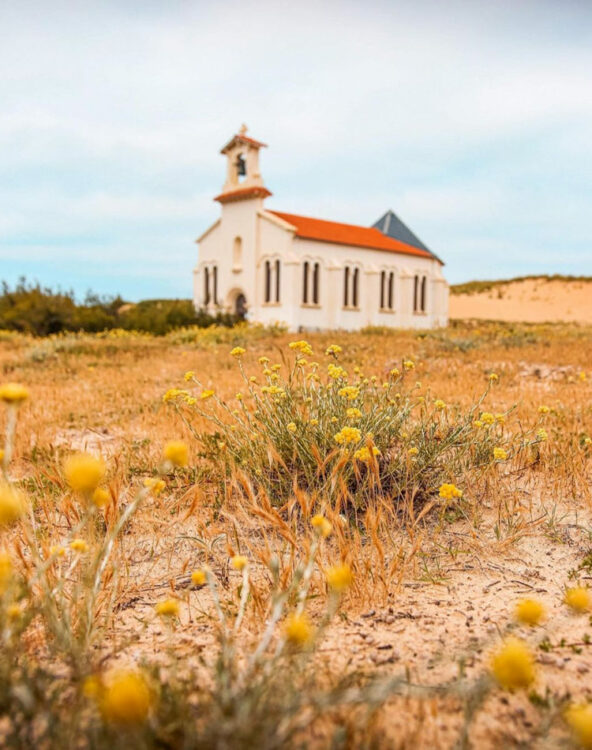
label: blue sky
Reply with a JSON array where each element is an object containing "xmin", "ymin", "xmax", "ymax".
[{"xmin": 1, "ymin": 0, "xmax": 591, "ymax": 301}]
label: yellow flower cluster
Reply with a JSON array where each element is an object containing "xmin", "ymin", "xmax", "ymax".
[
  {"xmin": 328, "ymin": 364, "xmax": 347, "ymax": 379},
  {"xmin": 325, "ymin": 344, "xmax": 342, "ymax": 356},
  {"xmin": 143, "ymin": 477, "xmax": 166, "ymax": 495},
  {"xmin": 564, "ymin": 586, "xmax": 591, "ymax": 613},
  {"xmin": 155, "ymin": 599, "xmax": 180, "ymax": 618},
  {"xmin": 490, "ymin": 637, "xmax": 535, "ymax": 690},
  {"xmin": 565, "ymin": 704, "xmax": 592, "ymax": 748},
  {"xmin": 515, "ymin": 598, "xmax": 545, "ymax": 626},
  {"xmin": 346, "ymin": 407, "xmax": 362, "ymax": 420},
  {"xmin": 200, "ymin": 389, "xmax": 215, "ymax": 400},
  {"xmin": 537, "ymin": 428, "xmax": 548, "ymax": 442},
  {"xmin": 438, "ymin": 483, "xmax": 463, "ymax": 501},
  {"xmin": 230, "ymin": 346, "xmax": 246, "ymax": 357},
  {"xmin": 97, "ymin": 669, "xmax": 153, "ymax": 726},
  {"xmin": 480, "ymin": 412, "xmax": 495, "ymax": 425},
  {"xmin": 287, "ymin": 422, "xmax": 297, "ymax": 433},
  {"xmin": 163, "ymin": 440, "xmax": 188, "ymax": 468},
  {"xmin": 289, "ymin": 340, "xmax": 313, "ymax": 356},
  {"xmin": 64, "ymin": 453, "xmax": 106, "ymax": 494},
  {"xmin": 231, "ymin": 555, "xmax": 248, "ymax": 571},
  {"xmin": 326, "ymin": 564, "xmax": 353, "ymax": 592},
  {"xmin": 191, "ymin": 569, "xmax": 206, "ymax": 586},
  {"xmin": 338, "ymin": 386, "xmax": 359, "ymax": 400},
  {"xmin": 334, "ymin": 427, "xmax": 362, "ymax": 445},
  {"xmin": 403, "ymin": 359, "xmax": 415, "ymax": 370},
  {"xmin": 311, "ymin": 514, "xmax": 332, "ymax": 538},
  {"xmin": 493, "ymin": 447, "xmax": 508, "ymax": 461},
  {"xmin": 353, "ymin": 445, "xmax": 380, "ymax": 464},
  {"xmin": 0, "ymin": 382, "xmax": 29, "ymax": 404},
  {"xmin": 0, "ymin": 482, "xmax": 26, "ymax": 526},
  {"xmin": 283, "ymin": 613, "xmax": 314, "ymax": 646},
  {"xmin": 434, "ymin": 399, "xmax": 446, "ymax": 411}
]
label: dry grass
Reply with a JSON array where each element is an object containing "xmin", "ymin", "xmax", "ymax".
[{"xmin": 1, "ymin": 321, "xmax": 592, "ymax": 748}]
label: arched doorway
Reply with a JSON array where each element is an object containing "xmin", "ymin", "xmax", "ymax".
[{"xmin": 235, "ymin": 293, "xmax": 247, "ymax": 320}]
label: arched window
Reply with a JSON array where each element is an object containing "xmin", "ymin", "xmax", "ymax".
[
  {"xmin": 302, "ymin": 261, "xmax": 309, "ymax": 303},
  {"xmin": 420, "ymin": 276, "xmax": 427, "ymax": 312},
  {"xmin": 344, "ymin": 267, "xmax": 350, "ymax": 307},
  {"xmin": 312, "ymin": 263, "xmax": 320, "ymax": 305},
  {"xmin": 204, "ymin": 267, "xmax": 210, "ymax": 305},
  {"xmin": 265, "ymin": 260, "xmax": 271, "ymax": 303},
  {"xmin": 233, "ymin": 236, "xmax": 243, "ymax": 270},
  {"xmin": 263, "ymin": 259, "xmax": 281, "ymax": 304},
  {"xmin": 413, "ymin": 275, "xmax": 419, "ymax": 312},
  {"xmin": 380, "ymin": 271, "xmax": 386, "ymax": 309},
  {"xmin": 352, "ymin": 268, "xmax": 359, "ymax": 308},
  {"xmin": 388, "ymin": 272, "xmax": 394, "ymax": 310},
  {"xmin": 212, "ymin": 266, "xmax": 218, "ymax": 305}
]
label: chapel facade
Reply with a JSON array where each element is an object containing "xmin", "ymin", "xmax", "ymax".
[{"xmin": 193, "ymin": 127, "xmax": 448, "ymax": 331}]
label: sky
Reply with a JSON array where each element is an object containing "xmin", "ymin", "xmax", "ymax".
[{"xmin": 1, "ymin": 0, "xmax": 591, "ymax": 301}]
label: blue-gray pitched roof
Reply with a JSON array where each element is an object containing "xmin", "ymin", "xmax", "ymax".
[{"xmin": 372, "ymin": 210, "xmax": 443, "ymax": 264}]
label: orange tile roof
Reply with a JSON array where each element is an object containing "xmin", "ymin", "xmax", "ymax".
[
  {"xmin": 269, "ymin": 211, "xmax": 433, "ymax": 259},
  {"xmin": 220, "ymin": 133, "xmax": 268, "ymax": 154},
  {"xmin": 215, "ymin": 186, "xmax": 273, "ymax": 204}
]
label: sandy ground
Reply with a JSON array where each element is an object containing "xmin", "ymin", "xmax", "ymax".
[{"xmin": 450, "ymin": 278, "xmax": 592, "ymax": 323}]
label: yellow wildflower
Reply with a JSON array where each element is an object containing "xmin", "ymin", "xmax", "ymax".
[
  {"xmin": 326, "ymin": 564, "xmax": 353, "ymax": 592},
  {"xmin": 183, "ymin": 371, "xmax": 194, "ymax": 381},
  {"xmin": 488, "ymin": 372, "xmax": 499, "ymax": 382},
  {"xmin": 538, "ymin": 405, "xmax": 550, "ymax": 415},
  {"xmin": 403, "ymin": 359, "xmax": 415, "ymax": 370},
  {"xmin": 311, "ymin": 514, "xmax": 332, "ymax": 538},
  {"xmin": 92, "ymin": 487, "xmax": 110, "ymax": 508},
  {"xmin": 353, "ymin": 445, "xmax": 380, "ymax": 463},
  {"xmin": 289, "ymin": 340, "xmax": 313, "ymax": 356},
  {"xmin": 258, "ymin": 356, "xmax": 269, "ymax": 365},
  {"xmin": 515, "ymin": 598, "xmax": 545, "ymax": 626},
  {"xmin": 309, "ymin": 418, "xmax": 319, "ymax": 426},
  {"xmin": 0, "ymin": 482, "xmax": 26, "ymax": 525},
  {"xmin": 49, "ymin": 545, "xmax": 65, "ymax": 558},
  {"xmin": 390, "ymin": 367, "xmax": 400, "ymax": 378},
  {"xmin": 163, "ymin": 440, "xmax": 188, "ymax": 468},
  {"xmin": 438, "ymin": 483, "xmax": 463, "ymax": 501},
  {"xmin": 490, "ymin": 637, "xmax": 536, "ymax": 690},
  {"xmin": 287, "ymin": 422, "xmax": 297, "ymax": 433},
  {"xmin": 64, "ymin": 453, "xmax": 106, "ymax": 494},
  {"xmin": 434, "ymin": 399, "xmax": 446, "ymax": 411},
  {"xmin": 6, "ymin": 603, "xmax": 22, "ymax": 620},
  {"xmin": 565, "ymin": 587, "xmax": 591, "ymax": 613},
  {"xmin": 162, "ymin": 388, "xmax": 184, "ymax": 403},
  {"xmin": 143, "ymin": 478, "xmax": 166, "ymax": 495},
  {"xmin": 331, "ymin": 416, "xmax": 338, "ymax": 423},
  {"xmin": 0, "ymin": 382, "xmax": 29, "ymax": 404},
  {"xmin": 325, "ymin": 344, "xmax": 342, "ymax": 356},
  {"xmin": 346, "ymin": 407, "xmax": 362, "ymax": 420},
  {"xmin": 480, "ymin": 412, "xmax": 495, "ymax": 425},
  {"xmin": 271, "ymin": 364, "xmax": 282, "ymax": 372},
  {"xmin": 70, "ymin": 539, "xmax": 89, "ymax": 553},
  {"xmin": 283, "ymin": 613, "xmax": 314, "ymax": 646},
  {"xmin": 191, "ymin": 569, "xmax": 206, "ymax": 586},
  {"xmin": 99, "ymin": 669, "xmax": 152, "ymax": 725},
  {"xmin": 473, "ymin": 420, "xmax": 484, "ymax": 428},
  {"xmin": 493, "ymin": 447, "xmax": 508, "ymax": 461},
  {"xmin": 537, "ymin": 428, "xmax": 548, "ymax": 442},
  {"xmin": 155, "ymin": 599, "xmax": 180, "ymax": 618},
  {"xmin": 231, "ymin": 555, "xmax": 248, "ymax": 571},
  {"xmin": 334, "ymin": 427, "xmax": 362, "ymax": 445},
  {"xmin": 200, "ymin": 389, "xmax": 214, "ymax": 400},
  {"xmin": 579, "ymin": 371, "xmax": 587, "ymax": 382},
  {"xmin": 495, "ymin": 413, "xmax": 506, "ymax": 424},
  {"xmin": 565, "ymin": 703, "xmax": 592, "ymax": 749},
  {"xmin": 230, "ymin": 346, "xmax": 246, "ymax": 357},
  {"xmin": 338, "ymin": 386, "xmax": 359, "ymax": 400},
  {"xmin": 408, "ymin": 447, "xmax": 419, "ymax": 456}
]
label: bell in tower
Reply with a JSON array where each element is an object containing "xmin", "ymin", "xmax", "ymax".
[
  {"xmin": 216, "ymin": 126, "xmax": 272, "ymax": 203},
  {"xmin": 235, "ymin": 153, "xmax": 246, "ymax": 177}
]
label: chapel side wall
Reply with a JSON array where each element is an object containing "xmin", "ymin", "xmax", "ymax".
[
  {"xmin": 255, "ymin": 215, "xmax": 296, "ymax": 328},
  {"xmin": 292, "ymin": 239, "xmax": 446, "ymax": 331}
]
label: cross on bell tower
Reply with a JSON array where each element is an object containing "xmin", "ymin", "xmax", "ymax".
[{"xmin": 215, "ymin": 125, "xmax": 272, "ymax": 205}]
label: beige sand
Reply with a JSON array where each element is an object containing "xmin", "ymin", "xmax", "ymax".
[{"xmin": 450, "ymin": 278, "xmax": 592, "ymax": 323}]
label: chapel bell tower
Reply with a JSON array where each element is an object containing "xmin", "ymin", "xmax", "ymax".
[{"xmin": 215, "ymin": 125, "xmax": 272, "ymax": 204}]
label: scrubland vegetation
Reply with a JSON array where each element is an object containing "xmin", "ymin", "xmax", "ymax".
[
  {"xmin": 1, "ymin": 320, "xmax": 592, "ymax": 748},
  {"xmin": 0, "ymin": 279, "xmax": 235, "ymax": 335}
]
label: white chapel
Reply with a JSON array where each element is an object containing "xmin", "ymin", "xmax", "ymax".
[{"xmin": 193, "ymin": 127, "xmax": 448, "ymax": 331}]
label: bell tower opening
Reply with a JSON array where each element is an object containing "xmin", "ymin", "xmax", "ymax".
[{"xmin": 215, "ymin": 125, "xmax": 272, "ymax": 204}]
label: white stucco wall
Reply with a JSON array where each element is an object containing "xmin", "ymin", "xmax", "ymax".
[{"xmin": 194, "ymin": 199, "xmax": 448, "ymax": 331}]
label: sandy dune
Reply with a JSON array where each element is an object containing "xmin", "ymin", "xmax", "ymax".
[{"xmin": 450, "ymin": 278, "xmax": 592, "ymax": 323}]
